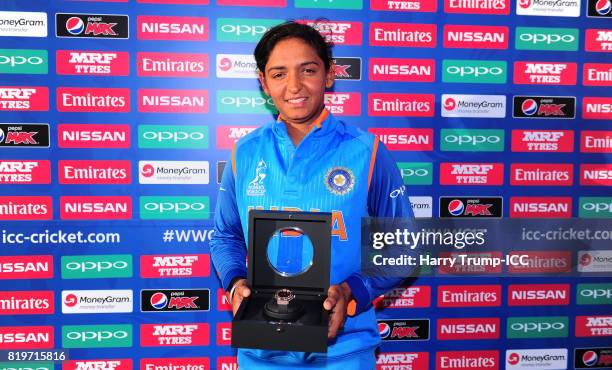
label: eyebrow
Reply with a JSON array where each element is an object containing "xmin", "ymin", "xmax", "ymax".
[{"xmin": 266, "ymin": 61, "xmax": 320, "ymax": 73}]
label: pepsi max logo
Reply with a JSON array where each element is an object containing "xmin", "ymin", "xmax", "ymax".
[
  {"xmin": 440, "ymin": 197, "xmax": 502, "ymax": 218},
  {"xmin": 584, "ymin": 351, "xmax": 598, "ymax": 366},
  {"xmin": 141, "ymin": 289, "xmax": 210, "ymax": 312},
  {"xmin": 379, "ymin": 322, "xmax": 391, "ymax": 339},
  {"xmin": 0, "ymin": 124, "xmax": 50, "ymax": 148},
  {"xmin": 378, "ymin": 319, "xmax": 430, "ymax": 341},
  {"xmin": 332, "ymin": 57, "xmax": 361, "ymax": 81},
  {"xmin": 575, "ymin": 348, "xmax": 612, "ymax": 368},
  {"xmin": 589, "ymin": 0, "xmax": 612, "ymax": 17},
  {"xmin": 56, "ymin": 14, "xmax": 129, "ymax": 39},
  {"xmin": 513, "ymin": 96, "xmax": 575, "ymax": 119}
]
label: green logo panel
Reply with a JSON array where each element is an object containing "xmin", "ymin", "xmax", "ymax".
[
  {"xmin": 140, "ymin": 196, "xmax": 210, "ymax": 220},
  {"xmin": 295, "ymin": 0, "xmax": 363, "ymax": 9},
  {"xmin": 217, "ymin": 18, "xmax": 283, "ymax": 43},
  {"xmin": 61, "ymin": 254, "xmax": 133, "ymax": 279},
  {"xmin": 441, "ymin": 129, "xmax": 505, "ymax": 152},
  {"xmin": 442, "ymin": 60, "xmax": 507, "ymax": 84},
  {"xmin": 397, "ymin": 162, "xmax": 433, "ymax": 185},
  {"xmin": 507, "ymin": 316, "xmax": 568, "ymax": 338},
  {"xmin": 217, "ymin": 90, "xmax": 277, "ymax": 114},
  {"xmin": 62, "ymin": 324, "xmax": 132, "ymax": 348},
  {"xmin": 138, "ymin": 125, "xmax": 209, "ymax": 149},
  {"xmin": 577, "ymin": 283, "xmax": 612, "ymax": 305},
  {"xmin": 0, "ymin": 363, "xmax": 53, "ymax": 370},
  {"xmin": 515, "ymin": 27, "xmax": 579, "ymax": 51},
  {"xmin": 0, "ymin": 49, "xmax": 48, "ymax": 74},
  {"xmin": 579, "ymin": 197, "xmax": 612, "ymax": 218}
]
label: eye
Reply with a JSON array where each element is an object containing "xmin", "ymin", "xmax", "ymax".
[
  {"xmin": 271, "ymin": 72, "xmax": 285, "ymax": 79},
  {"xmin": 304, "ymin": 68, "xmax": 317, "ymax": 74}
]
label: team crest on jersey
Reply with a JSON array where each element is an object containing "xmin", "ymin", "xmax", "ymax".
[
  {"xmin": 247, "ymin": 159, "xmax": 267, "ymax": 196},
  {"xmin": 325, "ymin": 167, "xmax": 354, "ymax": 196}
]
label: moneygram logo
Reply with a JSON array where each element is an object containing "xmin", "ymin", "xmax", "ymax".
[
  {"xmin": 439, "ymin": 197, "xmax": 503, "ymax": 218},
  {"xmin": 510, "ymin": 197, "xmax": 572, "ymax": 218},
  {"xmin": 295, "ymin": 0, "xmax": 362, "ymax": 9},
  {"xmin": 57, "ymin": 87, "xmax": 129, "ymax": 113},
  {"xmin": 368, "ymin": 128, "xmax": 433, "ymax": 150},
  {"xmin": 137, "ymin": 16, "xmax": 207, "ymax": 41},
  {"xmin": 56, "ymin": 51, "xmax": 129, "ymax": 76},
  {"xmin": 444, "ymin": 25, "xmax": 508, "ymax": 49},
  {"xmin": 61, "ymin": 255, "xmax": 133, "ymax": 279},
  {"xmin": 0, "ymin": 87, "xmax": 49, "ymax": 111},
  {"xmin": 507, "ymin": 251, "xmax": 571, "ymax": 273},
  {"xmin": 56, "ymin": 14, "xmax": 129, "ymax": 39},
  {"xmin": 0, "ymin": 255, "xmax": 53, "ymax": 280},
  {"xmin": 0, "ymin": 291, "xmax": 53, "ymax": 315},
  {"xmin": 324, "ymin": 92, "xmax": 361, "ymax": 116},
  {"xmin": 59, "ymin": 124, "xmax": 130, "ymax": 149},
  {"xmin": 216, "ymin": 18, "xmax": 282, "ymax": 43},
  {"xmin": 576, "ymin": 315, "xmax": 612, "ymax": 337},
  {"xmin": 369, "ymin": 58, "xmax": 435, "ymax": 82},
  {"xmin": 0, "ymin": 11, "xmax": 47, "ymax": 37},
  {"xmin": 138, "ymin": 89, "xmax": 208, "ymax": 113},
  {"xmin": 62, "ymin": 325, "xmax": 132, "ymax": 348},
  {"xmin": 0, "ymin": 49, "xmax": 47, "ymax": 74},
  {"xmin": 397, "ymin": 162, "xmax": 433, "ymax": 185},
  {"xmin": 507, "ymin": 316, "xmax": 568, "ymax": 338},
  {"xmin": 62, "ymin": 290, "xmax": 133, "ymax": 314},
  {"xmin": 378, "ymin": 319, "xmax": 429, "ymax": 341},
  {"xmin": 217, "ymin": 91, "xmax": 276, "ymax": 114},
  {"xmin": 141, "ymin": 289, "xmax": 210, "ymax": 312},
  {"xmin": 60, "ymin": 196, "xmax": 132, "ymax": 220},
  {"xmin": 140, "ymin": 323, "xmax": 209, "ymax": 346},
  {"xmin": 511, "ymin": 130, "xmax": 574, "ymax": 152},
  {"xmin": 410, "ymin": 196, "xmax": 433, "ymax": 218},
  {"xmin": 374, "ymin": 286, "xmax": 431, "ymax": 308},
  {"xmin": 512, "ymin": 96, "xmax": 576, "ymax": 119},
  {"xmin": 585, "ymin": 29, "xmax": 612, "ymax": 52},
  {"xmin": 578, "ymin": 250, "xmax": 612, "ymax": 272},
  {"xmin": 442, "ymin": 60, "xmax": 507, "ymax": 84},
  {"xmin": 0, "ymin": 196, "xmax": 52, "ymax": 221},
  {"xmin": 510, "ymin": 163, "xmax": 574, "ymax": 186},
  {"xmin": 139, "ymin": 125, "xmax": 208, "ymax": 149},
  {"xmin": 437, "ymin": 285, "xmax": 501, "ymax": 307},
  {"xmin": 138, "ymin": 52, "xmax": 208, "ymax": 78},
  {"xmin": 0, "ymin": 326, "xmax": 53, "ymax": 349},
  {"xmin": 515, "ymin": 27, "xmax": 578, "ymax": 51},
  {"xmin": 579, "ymin": 197, "xmax": 612, "ymax": 218},
  {"xmin": 508, "ymin": 284, "xmax": 570, "ymax": 306},
  {"xmin": 301, "ymin": 20, "xmax": 362, "ymax": 45},
  {"xmin": 583, "ymin": 97, "xmax": 612, "ymax": 120},
  {"xmin": 440, "ymin": 163, "xmax": 504, "ymax": 185},
  {"xmin": 368, "ymin": 94, "xmax": 434, "ymax": 117},
  {"xmin": 441, "ymin": 94, "xmax": 506, "ymax": 118},
  {"xmin": 437, "ymin": 318, "xmax": 500, "ymax": 340},
  {"xmin": 578, "ymin": 283, "xmax": 612, "ymax": 305},
  {"xmin": 505, "ymin": 349, "xmax": 568, "ymax": 370},
  {"xmin": 584, "ymin": 63, "xmax": 612, "ymax": 86},
  {"xmin": 441, "ymin": 129, "xmax": 504, "ymax": 152},
  {"xmin": 582, "ymin": 130, "xmax": 612, "ymax": 153},
  {"xmin": 216, "ymin": 54, "xmax": 256, "ymax": 78},
  {"xmin": 140, "ymin": 254, "xmax": 210, "ymax": 278},
  {"xmin": 587, "ymin": 0, "xmax": 612, "ymax": 17},
  {"xmin": 139, "ymin": 358, "xmax": 209, "ymax": 370},
  {"xmin": 581, "ymin": 164, "xmax": 612, "ymax": 186},
  {"xmin": 517, "ymin": 0, "xmax": 581, "ymax": 16},
  {"xmin": 140, "ymin": 196, "xmax": 209, "ymax": 220},
  {"xmin": 514, "ymin": 61, "xmax": 577, "ymax": 85},
  {"xmin": 63, "ymin": 359, "xmax": 132, "ymax": 370},
  {"xmin": 376, "ymin": 352, "xmax": 429, "ymax": 370},
  {"xmin": 369, "ymin": 23, "xmax": 436, "ymax": 47},
  {"xmin": 139, "ymin": 161, "xmax": 209, "ymax": 184},
  {"xmin": 0, "ymin": 160, "xmax": 50, "ymax": 184},
  {"xmin": 436, "ymin": 350, "xmax": 499, "ymax": 370},
  {"xmin": 216, "ymin": 126, "xmax": 257, "ymax": 149},
  {"xmin": 59, "ymin": 160, "xmax": 131, "ymax": 185},
  {"xmin": 444, "ymin": 0, "xmax": 510, "ymax": 14}
]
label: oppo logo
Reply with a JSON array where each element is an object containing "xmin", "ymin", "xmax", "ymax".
[
  {"xmin": 400, "ymin": 168, "xmax": 429, "ymax": 177},
  {"xmin": 66, "ymin": 330, "xmax": 128, "ymax": 342},
  {"xmin": 446, "ymin": 66, "xmax": 504, "ymax": 76},
  {"xmin": 220, "ymin": 96, "xmax": 273, "ymax": 108},
  {"xmin": 142, "ymin": 131, "xmax": 206, "ymax": 143},
  {"xmin": 580, "ymin": 289, "xmax": 612, "ymax": 299},
  {"xmin": 519, "ymin": 33, "xmax": 575, "ymax": 45},
  {"xmin": 510, "ymin": 322, "xmax": 564, "ymax": 333},
  {"xmin": 220, "ymin": 24, "xmax": 267, "ymax": 37},
  {"xmin": 444, "ymin": 135, "xmax": 501, "ymax": 146},
  {"xmin": 582, "ymin": 202, "xmax": 611, "ymax": 213},
  {"xmin": 0, "ymin": 55, "xmax": 44, "ymax": 67},
  {"xmin": 143, "ymin": 202, "xmax": 206, "ymax": 213},
  {"xmin": 65, "ymin": 261, "xmax": 128, "ymax": 272}
]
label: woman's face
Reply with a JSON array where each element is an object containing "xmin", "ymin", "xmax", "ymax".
[{"xmin": 258, "ymin": 37, "xmax": 334, "ymax": 127}]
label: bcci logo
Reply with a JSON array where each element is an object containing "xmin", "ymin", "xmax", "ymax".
[
  {"xmin": 247, "ymin": 159, "xmax": 267, "ymax": 196},
  {"xmin": 325, "ymin": 167, "xmax": 354, "ymax": 196}
]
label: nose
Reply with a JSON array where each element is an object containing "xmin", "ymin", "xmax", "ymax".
[{"xmin": 287, "ymin": 72, "xmax": 301, "ymax": 93}]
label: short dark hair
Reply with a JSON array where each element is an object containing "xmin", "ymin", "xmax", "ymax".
[{"xmin": 254, "ymin": 21, "xmax": 333, "ymax": 74}]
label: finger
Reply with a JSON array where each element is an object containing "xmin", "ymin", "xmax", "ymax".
[
  {"xmin": 324, "ymin": 287, "xmax": 340, "ymax": 310},
  {"xmin": 238, "ymin": 285, "xmax": 251, "ymax": 298},
  {"xmin": 327, "ymin": 304, "xmax": 343, "ymax": 339}
]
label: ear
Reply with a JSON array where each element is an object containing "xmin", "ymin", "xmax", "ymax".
[
  {"xmin": 258, "ymin": 71, "xmax": 270, "ymax": 96},
  {"xmin": 325, "ymin": 63, "xmax": 335, "ymax": 89}
]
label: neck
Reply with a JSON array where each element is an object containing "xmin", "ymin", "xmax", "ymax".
[{"xmin": 282, "ymin": 107, "xmax": 327, "ymax": 147}]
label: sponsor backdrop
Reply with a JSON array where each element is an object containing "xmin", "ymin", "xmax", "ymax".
[{"xmin": 0, "ymin": 0, "xmax": 611, "ymax": 369}]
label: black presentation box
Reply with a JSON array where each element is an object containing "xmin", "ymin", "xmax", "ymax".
[{"xmin": 231, "ymin": 210, "xmax": 332, "ymax": 353}]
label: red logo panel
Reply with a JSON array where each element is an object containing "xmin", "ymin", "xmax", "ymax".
[
  {"xmin": 56, "ymin": 51, "xmax": 129, "ymax": 76},
  {"xmin": 583, "ymin": 63, "xmax": 612, "ymax": 86},
  {"xmin": 437, "ymin": 318, "xmax": 499, "ymax": 340},
  {"xmin": 514, "ymin": 62, "xmax": 577, "ymax": 85},
  {"xmin": 216, "ymin": 126, "xmax": 258, "ymax": 149},
  {"xmin": 58, "ymin": 124, "xmax": 130, "ymax": 149},
  {"xmin": 0, "ymin": 87, "xmax": 48, "ymax": 111},
  {"xmin": 368, "ymin": 93, "xmax": 434, "ymax": 117},
  {"xmin": 585, "ymin": 29, "xmax": 612, "ymax": 52},
  {"xmin": 581, "ymin": 164, "xmax": 612, "ymax": 186},
  {"xmin": 324, "ymin": 92, "xmax": 361, "ymax": 116},
  {"xmin": 138, "ymin": 89, "xmax": 208, "ymax": 113},
  {"xmin": 138, "ymin": 16, "xmax": 209, "ymax": 41},
  {"xmin": 65, "ymin": 359, "xmax": 132, "ymax": 370},
  {"xmin": 299, "ymin": 21, "xmax": 362, "ymax": 45},
  {"xmin": 437, "ymin": 285, "xmax": 501, "ymax": 307},
  {"xmin": 137, "ymin": 52, "xmax": 208, "ymax": 78},
  {"xmin": 508, "ymin": 284, "xmax": 570, "ymax": 306},
  {"xmin": 369, "ymin": 23, "xmax": 436, "ymax": 47},
  {"xmin": 511, "ymin": 130, "xmax": 574, "ymax": 153},
  {"xmin": 369, "ymin": 58, "xmax": 435, "ymax": 82},
  {"xmin": 440, "ymin": 163, "xmax": 504, "ymax": 186},
  {"xmin": 140, "ymin": 323, "xmax": 210, "ymax": 347},
  {"xmin": 510, "ymin": 197, "xmax": 572, "ymax": 218},
  {"xmin": 216, "ymin": 323, "xmax": 231, "ymax": 346},
  {"xmin": 374, "ymin": 286, "xmax": 431, "ymax": 309},
  {"xmin": 507, "ymin": 251, "xmax": 571, "ymax": 274},
  {"xmin": 583, "ymin": 97, "xmax": 612, "ymax": 120},
  {"xmin": 0, "ymin": 255, "xmax": 53, "ymax": 280},
  {"xmin": 0, "ymin": 291, "xmax": 54, "ymax": 315},
  {"xmin": 0, "ymin": 326, "xmax": 54, "ymax": 349},
  {"xmin": 59, "ymin": 160, "xmax": 131, "ymax": 184},
  {"xmin": 376, "ymin": 352, "xmax": 429, "ymax": 370},
  {"xmin": 0, "ymin": 160, "xmax": 50, "ymax": 184},
  {"xmin": 0, "ymin": 196, "xmax": 52, "ymax": 220},
  {"xmin": 576, "ymin": 316, "xmax": 612, "ymax": 337},
  {"xmin": 581, "ymin": 130, "xmax": 612, "ymax": 153},
  {"xmin": 436, "ymin": 350, "xmax": 499, "ymax": 370},
  {"xmin": 368, "ymin": 128, "xmax": 433, "ymax": 151},
  {"xmin": 60, "ymin": 196, "xmax": 132, "ymax": 220},
  {"xmin": 443, "ymin": 25, "xmax": 508, "ymax": 49},
  {"xmin": 57, "ymin": 87, "xmax": 130, "ymax": 112},
  {"xmin": 510, "ymin": 163, "xmax": 574, "ymax": 186}
]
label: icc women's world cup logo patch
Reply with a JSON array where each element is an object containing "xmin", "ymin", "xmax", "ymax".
[{"xmin": 325, "ymin": 167, "xmax": 354, "ymax": 196}]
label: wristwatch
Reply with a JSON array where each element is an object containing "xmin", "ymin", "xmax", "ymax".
[{"xmin": 274, "ymin": 289, "xmax": 294, "ymax": 313}]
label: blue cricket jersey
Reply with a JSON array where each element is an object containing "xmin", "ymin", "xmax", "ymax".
[{"xmin": 210, "ymin": 109, "xmax": 414, "ymax": 367}]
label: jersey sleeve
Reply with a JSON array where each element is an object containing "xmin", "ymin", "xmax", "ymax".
[
  {"xmin": 209, "ymin": 155, "xmax": 248, "ymax": 291},
  {"xmin": 344, "ymin": 140, "xmax": 414, "ymax": 314}
]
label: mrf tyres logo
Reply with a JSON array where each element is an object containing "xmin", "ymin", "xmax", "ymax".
[
  {"xmin": 302, "ymin": 20, "xmax": 363, "ymax": 45},
  {"xmin": 0, "ymin": 160, "xmax": 50, "ymax": 184},
  {"xmin": 376, "ymin": 352, "xmax": 429, "ymax": 370},
  {"xmin": 56, "ymin": 14, "xmax": 129, "ymax": 39},
  {"xmin": 513, "ymin": 96, "xmax": 575, "ymax": 118},
  {"xmin": 56, "ymin": 51, "xmax": 129, "ymax": 76},
  {"xmin": 440, "ymin": 163, "xmax": 504, "ymax": 185},
  {"xmin": 0, "ymin": 87, "xmax": 49, "ymax": 111},
  {"xmin": 514, "ymin": 62, "xmax": 577, "ymax": 85},
  {"xmin": 378, "ymin": 319, "xmax": 429, "ymax": 341},
  {"xmin": 576, "ymin": 316, "xmax": 612, "ymax": 337},
  {"xmin": 586, "ymin": 29, "xmax": 612, "ymax": 52},
  {"xmin": 324, "ymin": 92, "xmax": 361, "ymax": 116},
  {"xmin": 440, "ymin": 197, "xmax": 502, "ymax": 218},
  {"xmin": 511, "ymin": 130, "xmax": 574, "ymax": 152},
  {"xmin": 141, "ymin": 289, "xmax": 210, "ymax": 312}
]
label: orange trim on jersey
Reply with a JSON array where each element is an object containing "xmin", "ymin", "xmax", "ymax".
[
  {"xmin": 347, "ymin": 299, "xmax": 357, "ymax": 317},
  {"xmin": 231, "ymin": 142, "xmax": 237, "ymax": 177},
  {"xmin": 367, "ymin": 136, "xmax": 379, "ymax": 190}
]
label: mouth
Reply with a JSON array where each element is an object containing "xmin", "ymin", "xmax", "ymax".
[{"xmin": 286, "ymin": 97, "xmax": 307, "ymax": 104}]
